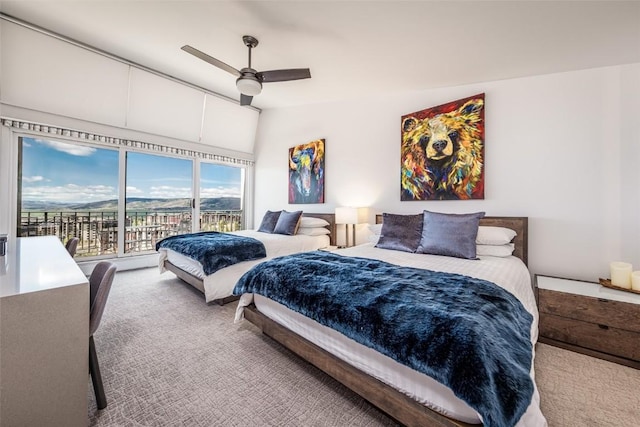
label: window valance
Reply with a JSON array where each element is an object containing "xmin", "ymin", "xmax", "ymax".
[{"xmin": 1, "ymin": 118, "xmax": 254, "ymax": 166}]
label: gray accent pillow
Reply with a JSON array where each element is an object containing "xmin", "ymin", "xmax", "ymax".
[
  {"xmin": 417, "ymin": 211, "xmax": 485, "ymax": 259},
  {"xmin": 273, "ymin": 210, "xmax": 303, "ymax": 235},
  {"xmin": 257, "ymin": 210, "xmax": 281, "ymax": 233},
  {"xmin": 375, "ymin": 213, "xmax": 423, "ymax": 253}
]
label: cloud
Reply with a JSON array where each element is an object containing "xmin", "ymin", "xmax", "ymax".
[
  {"xmin": 22, "ymin": 184, "xmax": 117, "ymax": 202},
  {"xmin": 21, "ymin": 183, "xmax": 239, "ymax": 202},
  {"xmin": 200, "ymin": 186, "xmax": 241, "ymax": 198},
  {"xmin": 36, "ymin": 139, "xmax": 96, "ymax": 156},
  {"xmin": 201, "ymin": 178, "xmax": 240, "ymax": 186},
  {"xmin": 148, "ymin": 186, "xmax": 192, "ymax": 199},
  {"xmin": 145, "ymin": 184, "xmax": 240, "ymax": 199},
  {"xmin": 126, "ymin": 186, "xmax": 143, "ymax": 194},
  {"xmin": 22, "ymin": 175, "xmax": 45, "ymax": 183}
]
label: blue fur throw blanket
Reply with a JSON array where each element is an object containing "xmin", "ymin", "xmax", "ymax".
[
  {"xmin": 234, "ymin": 251, "xmax": 534, "ymax": 427},
  {"xmin": 156, "ymin": 232, "xmax": 266, "ymax": 275}
]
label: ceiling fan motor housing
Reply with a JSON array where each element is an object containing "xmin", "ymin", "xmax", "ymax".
[{"xmin": 236, "ymin": 69, "xmax": 262, "ymax": 96}]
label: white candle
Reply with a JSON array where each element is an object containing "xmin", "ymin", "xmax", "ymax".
[
  {"xmin": 610, "ymin": 261, "xmax": 632, "ymax": 289},
  {"xmin": 632, "ymin": 271, "xmax": 640, "ymax": 291}
]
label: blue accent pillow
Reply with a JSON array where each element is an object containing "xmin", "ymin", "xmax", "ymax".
[
  {"xmin": 417, "ymin": 211, "xmax": 485, "ymax": 259},
  {"xmin": 273, "ymin": 210, "xmax": 303, "ymax": 235},
  {"xmin": 257, "ymin": 210, "xmax": 281, "ymax": 233},
  {"xmin": 375, "ymin": 213, "xmax": 423, "ymax": 253}
]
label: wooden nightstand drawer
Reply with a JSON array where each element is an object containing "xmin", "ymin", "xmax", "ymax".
[
  {"xmin": 536, "ymin": 275, "xmax": 640, "ymax": 368},
  {"xmin": 538, "ymin": 288, "xmax": 640, "ymax": 334},
  {"xmin": 539, "ymin": 313, "xmax": 640, "ymax": 361}
]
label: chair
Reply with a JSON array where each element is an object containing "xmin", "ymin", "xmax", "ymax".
[
  {"xmin": 89, "ymin": 261, "xmax": 117, "ymax": 410},
  {"xmin": 65, "ymin": 237, "xmax": 79, "ymax": 257}
]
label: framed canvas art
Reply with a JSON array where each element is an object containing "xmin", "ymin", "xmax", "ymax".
[
  {"xmin": 401, "ymin": 94, "xmax": 485, "ymax": 201},
  {"xmin": 289, "ymin": 139, "xmax": 325, "ymax": 204}
]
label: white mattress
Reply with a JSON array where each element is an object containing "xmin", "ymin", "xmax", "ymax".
[
  {"xmin": 158, "ymin": 230, "xmax": 330, "ymax": 303},
  {"xmin": 236, "ymin": 243, "xmax": 547, "ymax": 426}
]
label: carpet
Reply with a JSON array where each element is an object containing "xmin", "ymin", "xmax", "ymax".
[{"xmin": 89, "ymin": 268, "xmax": 640, "ymax": 426}]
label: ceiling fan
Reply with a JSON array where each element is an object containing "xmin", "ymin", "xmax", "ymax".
[{"xmin": 181, "ymin": 35, "xmax": 311, "ymax": 106}]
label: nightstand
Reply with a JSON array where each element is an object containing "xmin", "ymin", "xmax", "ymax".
[{"xmin": 536, "ymin": 274, "xmax": 640, "ymax": 369}]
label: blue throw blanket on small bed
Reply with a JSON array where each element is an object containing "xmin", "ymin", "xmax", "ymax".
[
  {"xmin": 156, "ymin": 232, "xmax": 266, "ymax": 275},
  {"xmin": 233, "ymin": 251, "xmax": 534, "ymax": 427}
]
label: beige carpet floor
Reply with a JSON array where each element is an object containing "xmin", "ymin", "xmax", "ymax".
[{"xmin": 88, "ymin": 268, "xmax": 640, "ymax": 426}]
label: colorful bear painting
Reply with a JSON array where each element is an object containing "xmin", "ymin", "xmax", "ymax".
[{"xmin": 401, "ymin": 94, "xmax": 485, "ymax": 201}]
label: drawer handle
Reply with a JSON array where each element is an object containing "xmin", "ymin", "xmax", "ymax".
[
  {"xmin": 598, "ymin": 324, "xmax": 609, "ymax": 330},
  {"xmin": 597, "ymin": 298, "xmax": 609, "ymax": 303}
]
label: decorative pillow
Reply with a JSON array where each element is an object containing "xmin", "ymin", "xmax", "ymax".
[
  {"xmin": 375, "ymin": 213, "xmax": 423, "ymax": 253},
  {"xmin": 273, "ymin": 210, "xmax": 303, "ymax": 235},
  {"xmin": 296, "ymin": 227, "xmax": 331, "ymax": 236},
  {"xmin": 368, "ymin": 223, "xmax": 383, "ymax": 235},
  {"xmin": 476, "ymin": 243, "xmax": 515, "ymax": 257},
  {"xmin": 299, "ymin": 216, "xmax": 330, "ymax": 228},
  {"xmin": 476, "ymin": 226, "xmax": 517, "ymax": 245},
  {"xmin": 416, "ymin": 211, "xmax": 485, "ymax": 259},
  {"xmin": 257, "ymin": 210, "xmax": 281, "ymax": 233}
]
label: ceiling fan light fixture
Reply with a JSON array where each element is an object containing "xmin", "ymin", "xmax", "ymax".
[
  {"xmin": 182, "ymin": 36, "xmax": 310, "ymax": 106},
  {"xmin": 236, "ymin": 77, "xmax": 262, "ymax": 96}
]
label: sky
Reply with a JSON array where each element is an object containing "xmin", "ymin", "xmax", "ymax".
[{"xmin": 21, "ymin": 137, "xmax": 242, "ymax": 204}]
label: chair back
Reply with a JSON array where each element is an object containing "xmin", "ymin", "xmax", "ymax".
[
  {"xmin": 89, "ymin": 261, "xmax": 117, "ymax": 336},
  {"xmin": 65, "ymin": 237, "xmax": 79, "ymax": 257}
]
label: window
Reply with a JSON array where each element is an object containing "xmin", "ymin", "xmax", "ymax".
[
  {"xmin": 200, "ymin": 162, "xmax": 244, "ymax": 232},
  {"xmin": 16, "ymin": 135, "xmax": 248, "ymax": 258},
  {"xmin": 125, "ymin": 152, "xmax": 193, "ymax": 254},
  {"xmin": 18, "ymin": 137, "xmax": 119, "ymax": 256}
]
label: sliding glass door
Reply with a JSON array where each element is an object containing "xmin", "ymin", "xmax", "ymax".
[
  {"xmin": 199, "ymin": 162, "xmax": 244, "ymax": 232},
  {"xmin": 18, "ymin": 137, "xmax": 119, "ymax": 257},
  {"xmin": 17, "ymin": 135, "xmax": 249, "ymax": 259},
  {"xmin": 124, "ymin": 152, "xmax": 193, "ymax": 254}
]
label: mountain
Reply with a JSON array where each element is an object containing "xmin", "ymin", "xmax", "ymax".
[
  {"xmin": 23, "ymin": 197, "xmax": 241, "ymax": 212},
  {"xmin": 19, "ymin": 200, "xmax": 71, "ymax": 210},
  {"xmin": 200, "ymin": 197, "xmax": 241, "ymax": 210}
]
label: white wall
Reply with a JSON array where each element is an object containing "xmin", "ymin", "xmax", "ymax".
[{"xmin": 253, "ymin": 63, "xmax": 640, "ymax": 281}]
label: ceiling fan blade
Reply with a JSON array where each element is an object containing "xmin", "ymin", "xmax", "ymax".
[
  {"xmin": 181, "ymin": 45, "xmax": 241, "ymax": 77},
  {"xmin": 258, "ymin": 68, "xmax": 311, "ymax": 83},
  {"xmin": 240, "ymin": 94, "xmax": 253, "ymax": 106}
]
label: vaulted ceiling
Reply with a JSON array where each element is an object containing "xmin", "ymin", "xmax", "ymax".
[{"xmin": 1, "ymin": 1, "xmax": 639, "ymax": 110}]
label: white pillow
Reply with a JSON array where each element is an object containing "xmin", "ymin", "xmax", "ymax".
[
  {"xmin": 476, "ymin": 243, "xmax": 515, "ymax": 257},
  {"xmin": 299, "ymin": 217, "xmax": 330, "ymax": 228},
  {"xmin": 368, "ymin": 223, "xmax": 383, "ymax": 235},
  {"xmin": 297, "ymin": 227, "xmax": 331, "ymax": 236},
  {"xmin": 476, "ymin": 226, "xmax": 517, "ymax": 245}
]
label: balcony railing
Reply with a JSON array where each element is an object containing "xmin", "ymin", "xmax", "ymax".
[{"xmin": 18, "ymin": 210, "xmax": 243, "ymax": 257}]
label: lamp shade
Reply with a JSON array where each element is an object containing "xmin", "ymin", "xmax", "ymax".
[
  {"xmin": 335, "ymin": 207, "xmax": 367, "ymax": 224},
  {"xmin": 236, "ymin": 77, "xmax": 262, "ymax": 96}
]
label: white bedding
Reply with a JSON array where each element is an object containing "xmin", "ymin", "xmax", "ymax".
[
  {"xmin": 158, "ymin": 230, "xmax": 329, "ymax": 303},
  {"xmin": 236, "ymin": 243, "xmax": 547, "ymax": 426}
]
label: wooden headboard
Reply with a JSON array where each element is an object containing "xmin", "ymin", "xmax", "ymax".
[
  {"xmin": 375, "ymin": 214, "xmax": 528, "ymax": 266},
  {"xmin": 302, "ymin": 213, "xmax": 336, "ymax": 247}
]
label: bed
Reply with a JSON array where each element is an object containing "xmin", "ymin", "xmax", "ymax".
[
  {"xmin": 158, "ymin": 212, "xmax": 336, "ymax": 305},
  {"xmin": 233, "ymin": 214, "xmax": 547, "ymax": 426}
]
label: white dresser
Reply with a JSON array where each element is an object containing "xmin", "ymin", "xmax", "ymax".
[{"xmin": 0, "ymin": 236, "xmax": 89, "ymax": 426}]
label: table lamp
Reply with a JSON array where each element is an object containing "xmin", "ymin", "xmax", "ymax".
[{"xmin": 335, "ymin": 207, "xmax": 367, "ymax": 247}]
